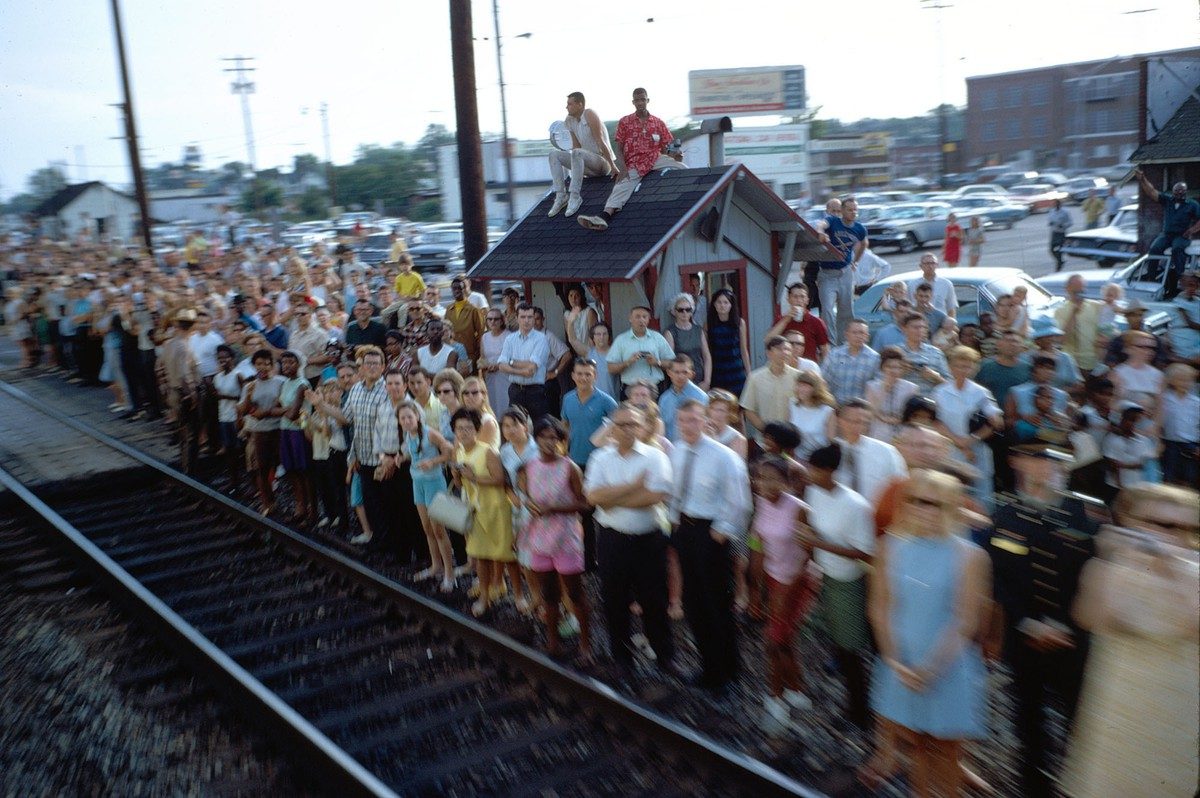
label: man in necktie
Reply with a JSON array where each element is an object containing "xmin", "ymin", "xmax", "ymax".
[{"xmin": 669, "ymin": 399, "xmax": 753, "ymax": 695}]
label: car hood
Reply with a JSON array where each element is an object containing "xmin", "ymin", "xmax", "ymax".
[
  {"xmin": 1064, "ymin": 226, "xmax": 1135, "ymax": 243},
  {"xmin": 411, "ymin": 242, "xmax": 462, "ymax": 254}
]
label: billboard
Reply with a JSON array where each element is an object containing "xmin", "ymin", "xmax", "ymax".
[{"xmin": 688, "ymin": 66, "xmax": 806, "ymax": 117}]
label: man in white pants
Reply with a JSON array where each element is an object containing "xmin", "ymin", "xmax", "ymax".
[
  {"xmin": 579, "ymin": 88, "xmax": 681, "ymax": 232},
  {"xmin": 548, "ymin": 92, "xmax": 618, "ymax": 218}
]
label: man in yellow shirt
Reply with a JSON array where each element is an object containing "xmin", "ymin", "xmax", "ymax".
[
  {"xmin": 1081, "ymin": 189, "xmax": 1106, "ymax": 230},
  {"xmin": 392, "ymin": 256, "xmax": 426, "ymax": 303},
  {"xmin": 1054, "ymin": 274, "xmax": 1101, "ymax": 372}
]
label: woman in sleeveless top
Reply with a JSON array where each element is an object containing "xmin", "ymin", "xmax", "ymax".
[
  {"xmin": 707, "ymin": 288, "xmax": 749, "ymax": 395},
  {"xmin": 663, "ymin": 292, "xmax": 712, "ymax": 388},
  {"xmin": 563, "ymin": 285, "xmax": 598, "ymax": 356},
  {"xmin": 567, "ymin": 320, "xmax": 616, "ymax": 399},
  {"xmin": 864, "ymin": 470, "xmax": 989, "ymax": 795},
  {"xmin": 479, "ymin": 310, "xmax": 510, "ymax": 416},
  {"xmin": 517, "ymin": 417, "xmax": 593, "ymax": 662},
  {"xmin": 397, "ymin": 401, "xmax": 456, "ymax": 593},
  {"xmin": 499, "ymin": 407, "xmax": 536, "ymax": 613}
]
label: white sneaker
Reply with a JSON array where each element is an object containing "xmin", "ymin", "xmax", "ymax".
[
  {"xmin": 547, "ymin": 194, "xmax": 568, "ymax": 217},
  {"xmin": 350, "ymin": 533, "xmax": 373, "ymax": 545},
  {"xmin": 565, "ymin": 195, "xmax": 582, "ymax": 216},
  {"xmin": 578, "ymin": 214, "xmax": 608, "ymax": 231},
  {"xmin": 317, "ymin": 516, "xmax": 330, "ymax": 528},
  {"xmin": 783, "ymin": 689, "xmax": 813, "ymax": 712},
  {"xmin": 762, "ymin": 695, "xmax": 791, "ymax": 733}
]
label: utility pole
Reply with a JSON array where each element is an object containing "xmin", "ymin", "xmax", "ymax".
[
  {"xmin": 921, "ymin": 0, "xmax": 953, "ymax": 187},
  {"xmin": 319, "ymin": 102, "xmax": 337, "ymax": 207},
  {"xmin": 449, "ymin": 0, "xmax": 488, "ymax": 270},
  {"xmin": 223, "ymin": 56, "xmax": 257, "ymax": 171},
  {"xmin": 109, "ymin": 0, "xmax": 153, "ymax": 252},
  {"xmin": 492, "ymin": 0, "xmax": 516, "ymax": 227}
]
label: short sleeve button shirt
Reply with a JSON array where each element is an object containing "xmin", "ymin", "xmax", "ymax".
[{"xmin": 615, "ymin": 112, "xmax": 672, "ymax": 176}]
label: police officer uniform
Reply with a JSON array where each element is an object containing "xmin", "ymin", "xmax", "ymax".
[{"xmin": 988, "ymin": 447, "xmax": 1105, "ymax": 798}]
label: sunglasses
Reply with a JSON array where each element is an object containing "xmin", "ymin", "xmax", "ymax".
[
  {"xmin": 487, "ymin": 316, "xmax": 503, "ymax": 322},
  {"xmin": 674, "ymin": 307, "xmax": 693, "ymax": 313},
  {"xmin": 436, "ymin": 387, "xmax": 456, "ymax": 395},
  {"xmin": 463, "ymin": 389, "xmax": 482, "ymax": 395}
]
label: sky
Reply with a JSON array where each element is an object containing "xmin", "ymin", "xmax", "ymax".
[{"xmin": 1, "ymin": 0, "xmax": 1197, "ymax": 200}]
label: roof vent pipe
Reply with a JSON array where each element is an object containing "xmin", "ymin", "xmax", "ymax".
[{"xmin": 700, "ymin": 117, "xmax": 733, "ymax": 167}]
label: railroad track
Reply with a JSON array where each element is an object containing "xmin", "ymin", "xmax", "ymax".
[{"xmin": 0, "ymin": 381, "xmax": 821, "ymax": 798}]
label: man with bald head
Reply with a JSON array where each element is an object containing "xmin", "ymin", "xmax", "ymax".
[
  {"xmin": 1053, "ymin": 274, "xmax": 1101, "ymax": 372},
  {"xmin": 1137, "ymin": 170, "xmax": 1200, "ymax": 290}
]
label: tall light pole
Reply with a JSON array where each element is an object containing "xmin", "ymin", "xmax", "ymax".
[
  {"xmin": 491, "ymin": 0, "xmax": 517, "ymax": 227},
  {"xmin": 921, "ymin": 0, "xmax": 953, "ymax": 186},
  {"xmin": 223, "ymin": 56, "xmax": 257, "ymax": 171}
]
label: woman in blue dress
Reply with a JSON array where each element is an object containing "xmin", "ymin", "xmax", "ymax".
[
  {"xmin": 705, "ymin": 288, "xmax": 749, "ymax": 395},
  {"xmin": 866, "ymin": 468, "xmax": 990, "ymax": 796}
]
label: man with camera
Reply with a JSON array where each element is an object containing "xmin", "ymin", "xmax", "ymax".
[{"xmin": 606, "ymin": 306, "xmax": 675, "ymax": 399}]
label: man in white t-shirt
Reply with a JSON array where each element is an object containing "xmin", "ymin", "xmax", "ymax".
[
  {"xmin": 548, "ymin": 91, "xmax": 618, "ymax": 218},
  {"xmin": 907, "ymin": 254, "xmax": 956, "ymax": 319},
  {"xmin": 189, "ymin": 309, "xmax": 226, "ymax": 452}
]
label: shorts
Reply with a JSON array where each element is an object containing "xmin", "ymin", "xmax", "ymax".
[
  {"xmin": 218, "ymin": 421, "xmax": 239, "ymax": 449},
  {"xmin": 349, "ymin": 471, "xmax": 363, "ymax": 507},
  {"xmin": 529, "ymin": 547, "xmax": 585, "ymax": 576},
  {"xmin": 279, "ymin": 429, "xmax": 310, "ymax": 472},
  {"xmin": 411, "ymin": 474, "xmax": 447, "ymax": 507}
]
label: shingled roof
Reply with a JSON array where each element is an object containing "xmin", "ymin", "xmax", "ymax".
[
  {"xmin": 468, "ymin": 164, "xmax": 832, "ymax": 282},
  {"xmin": 1132, "ymin": 94, "xmax": 1200, "ymax": 164}
]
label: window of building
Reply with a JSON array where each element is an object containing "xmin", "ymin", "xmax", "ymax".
[
  {"xmin": 1004, "ymin": 86, "xmax": 1022, "ymax": 108},
  {"xmin": 782, "ymin": 183, "xmax": 805, "ymax": 200},
  {"xmin": 1092, "ymin": 144, "xmax": 1113, "ymax": 158},
  {"xmin": 1029, "ymin": 83, "xmax": 1050, "ymax": 106},
  {"xmin": 1004, "ymin": 118, "xmax": 1021, "ymax": 139},
  {"xmin": 982, "ymin": 121, "xmax": 999, "ymax": 141},
  {"xmin": 1029, "ymin": 116, "xmax": 1048, "ymax": 137},
  {"xmin": 978, "ymin": 88, "xmax": 999, "ymax": 110}
]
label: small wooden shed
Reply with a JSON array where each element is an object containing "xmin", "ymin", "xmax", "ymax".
[{"xmin": 466, "ymin": 164, "xmax": 833, "ymax": 370}]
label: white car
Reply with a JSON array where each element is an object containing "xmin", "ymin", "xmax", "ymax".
[
  {"xmin": 953, "ymin": 184, "xmax": 1010, "ymax": 199},
  {"xmin": 1060, "ymin": 204, "xmax": 1139, "ymax": 266}
]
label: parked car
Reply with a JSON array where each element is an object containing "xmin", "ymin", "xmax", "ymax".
[
  {"xmin": 874, "ymin": 190, "xmax": 917, "ymax": 204},
  {"xmin": 409, "ymin": 227, "xmax": 465, "ymax": 274},
  {"xmin": 953, "ymin": 184, "xmax": 1010, "ymax": 199},
  {"xmin": 356, "ymin": 233, "xmax": 396, "ymax": 266},
  {"xmin": 1060, "ymin": 176, "xmax": 1110, "ymax": 204},
  {"xmin": 1031, "ymin": 171, "xmax": 1069, "ymax": 187},
  {"xmin": 1035, "ymin": 249, "xmax": 1185, "ymax": 337},
  {"xmin": 853, "ymin": 267, "xmax": 1065, "ymax": 334},
  {"xmin": 1006, "ymin": 183, "xmax": 1069, "ymax": 213},
  {"xmin": 994, "ymin": 171, "xmax": 1040, "ymax": 188},
  {"xmin": 950, "ymin": 196, "xmax": 1030, "ymax": 229},
  {"xmin": 1059, "ymin": 204, "xmax": 1139, "ymax": 266},
  {"xmin": 891, "ymin": 177, "xmax": 931, "ymax": 191},
  {"xmin": 866, "ymin": 202, "xmax": 961, "ymax": 253}
]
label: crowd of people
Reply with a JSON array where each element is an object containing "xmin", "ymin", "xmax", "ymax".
[{"xmin": 3, "ymin": 198, "xmax": 1199, "ymax": 797}]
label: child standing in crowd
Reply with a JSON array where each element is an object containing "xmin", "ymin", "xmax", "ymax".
[
  {"xmin": 212, "ymin": 344, "xmax": 243, "ymax": 488},
  {"xmin": 307, "ymin": 379, "xmax": 348, "ymax": 530},
  {"xmin": 752, "ymin": 456, "xmax": 815, "ymax": 731},
  {"xmin": 518, "ymin": 417, "xmax": 592, "ymax": 663},
  {"xmin": 239, "ymin": 349, "xmax": 285, "ymax": 516},
  {"xmin": 396, "ymin": 400, "xmax": 456, "ymax": 593},
  {"xmin": 278, "ymin": 351, "xmax": 315, "ymax": 525},
  {"xmin": 500, "ymin": 407, "xmax": 537, "ymax": 613}
]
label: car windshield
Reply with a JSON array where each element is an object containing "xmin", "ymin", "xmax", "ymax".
[{"xmin": 1113, "ymin": 210, "xmax": 1138, "ymax": 231}]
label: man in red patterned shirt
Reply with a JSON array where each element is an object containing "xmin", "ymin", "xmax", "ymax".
[{"xmin": 578, "ymin": 87, "xmax": 681, "ymax": 232}]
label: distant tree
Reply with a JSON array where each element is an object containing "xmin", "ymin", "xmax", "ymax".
[
  {"xmin": 408, "ymin": 198, "xmax": 441, "ymax": 222},
  {"xmin": 292, "ymin": 154, "xmax": 321, "ymax": 177},
  {"xmin": 2, "ymin": 193, "xmax": 40, "ymax": 215},
  {"xmin": 27, "ymin": 166, "xmax": 67, "ymax": 200},
  {"xmin": 415, "ymin": 124, "xmax": 455, "ymax": 168},
  {"xmin": 297, "ymin": 186, "xmax": 328, "ymax": 218},
  {"xmin": 334, "ymin": 143, "xmax": 423, "ymax": 215},
  {"xmin": 240, "ymin": 179, "xmax": 283, "ymax": 213}
]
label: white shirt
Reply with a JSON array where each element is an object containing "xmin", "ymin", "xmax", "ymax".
[
  {"xmin": 834, "ymin": 435, "xmax": 907, "ymax": 506},
  {"xmin": 931, "ymin": 379, "xmax": 1002, "ymax": 437},
  {"xmin": 188, "ymin": 330, "xmax": 225, "ymax": 377},
  {"xmin": 584, "ymin": 441, "xmax": 673, "ymax": 534},
  {"xmin": 908, "ymin": 274, "xmax": 956, "ymax": 317},
  {"xmin": 668, "ymin": 435, "xmax": 753, "ymax": 540},
  {"xmin": 1103, "ymin": 432, "xmax": 1154, "ymax": 488},
  {"xmin": 418, "ymin": 344, "xmax": 453, "ymax": 373},
  {"xmin": 213, "ymin": 369, "xmax": 242, "ymax": 423},
  {"xmin": 804, "ymin": 482, "xmax": 875, "ymax": 581},
  {"xmin": 1162, "ymin": 391, "xmax": 1200, "ymax": 443},
  {"xmin": 796, "ymin": 357, "xmax": 821, "ymax": 375},
  {"xmin": 467, "ymin": 291, "xmax": 488, "ymax": 310}
]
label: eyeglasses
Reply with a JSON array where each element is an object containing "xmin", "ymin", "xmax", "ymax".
[
  {"xmin": 674, "ymin": 307, "xmax": 693, "ymax": 313},
  {"xmin": 436, "ymin": 387, "xmax": 456, "ymax": 395},
  {"xmin": 487, "ymin": 316, "xmax": 503, "ymax": 322},
  {"xmin": 613, "ymin": 421, "xmax": 642, "ymax": 429},
  {"xmin": 1133, "ymin": 344, "xmax": 1155, "ymax": 349},
  {"xmin": 463, "ymin": 389, "xmax": 482, "ymax": 395}
]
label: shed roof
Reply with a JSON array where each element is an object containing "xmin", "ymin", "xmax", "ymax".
[
  {"xmin": 1131, "ymin": 94, "xmax": 1200, "ymax": 164},
  {"xmin": 467, "ymin": 164, "xmax": 833, "ymax": 282},
  {"xmin": 33, "ymin": 181, "xmax": 134, "ymax": 218}
]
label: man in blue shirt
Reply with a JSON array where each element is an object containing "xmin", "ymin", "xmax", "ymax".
[
  {"xmin": 561, "ymin": 357, "xmax": 618, "ymax": 468},
  {"xmin": 658, "ymin": 354, "xmax": 708, "ymax": 441},
  {"xmin": 1136, "ymin": 171, "xmax": 1200, "ymax": 288},
  {"xmin": 498, "ymin": 303, "xmax": 551, "ymax": 420},
  {"xmin": 819, "ymin": 198, "xmax": 868, "ymax": 345}
]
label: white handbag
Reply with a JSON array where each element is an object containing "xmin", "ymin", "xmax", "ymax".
[{"xmin": 429, "ymin": 492, "xmax": 474, "ymax": 535}]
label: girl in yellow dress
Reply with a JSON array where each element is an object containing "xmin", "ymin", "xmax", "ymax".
[{"xmin": 452, "ymin": 407, "xmax": 515, "ymax": 617}]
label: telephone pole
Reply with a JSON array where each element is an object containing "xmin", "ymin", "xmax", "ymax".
[
  {"xmin": 320, "ymin": 102, "xmax": 337, "ymax": 206},
  {"xmin": 449, "ymin": 0, "xmax": 488, "ymax": 270},
  {"xmin": 223, "ymin": 56, "xmax": 258, "ymax": 171},
  {"xmin": 109, "ymin": 0, "xmax": 153, "ymax": 252}
]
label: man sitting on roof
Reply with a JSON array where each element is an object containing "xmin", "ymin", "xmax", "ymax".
[
  {"xmin": 578, "ymin": 87, "xmax": 681, "ymax": 232},
  {"xmin": 548, "ymin": 92, "xmax": 618, "ymax": 218}
]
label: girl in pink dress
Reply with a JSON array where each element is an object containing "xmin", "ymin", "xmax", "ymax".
[{"xmin": 517, "ymin": 417, "xmax": 593, "ymax": 663}]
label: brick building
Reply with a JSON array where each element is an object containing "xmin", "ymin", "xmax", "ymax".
[{"xmin": 964, "ymin": 47, "xmax": 1200, "ymax": 172}]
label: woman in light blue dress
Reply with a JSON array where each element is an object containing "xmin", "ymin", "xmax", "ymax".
[{"xmin": 866, "ymin": 469, "xmax": 990, "ymax": 796}]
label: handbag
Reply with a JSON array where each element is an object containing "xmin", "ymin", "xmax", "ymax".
[{"xmin": 429, "ymin": 491, "xmax": 474, "ymax": 535}]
